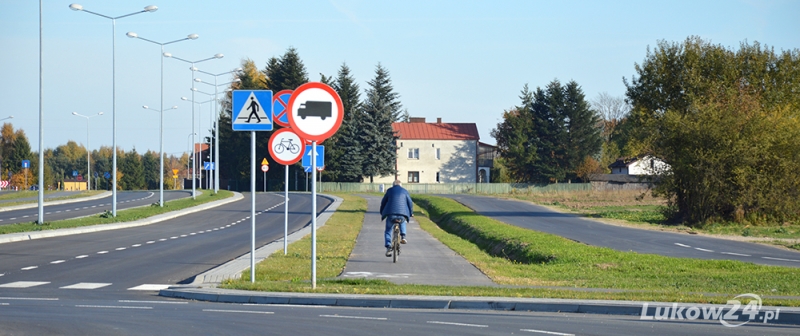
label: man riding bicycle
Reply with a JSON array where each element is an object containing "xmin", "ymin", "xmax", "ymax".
[{"xmin": 379, "ymin": 180, "xmax": 413, "ymax": 257}]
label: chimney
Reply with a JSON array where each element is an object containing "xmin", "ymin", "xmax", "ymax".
[
  {"xmin": 437, "ymin": 117, "xmax": 442, "ymax": 124},
  {"xmin": 409, "ymin": 117, "xmax": 426, "ymax": 123}
]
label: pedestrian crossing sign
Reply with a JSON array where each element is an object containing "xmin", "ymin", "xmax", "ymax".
[{"xmin": 232, "ymin": 90, "xmax": 273, "ymax": 131}]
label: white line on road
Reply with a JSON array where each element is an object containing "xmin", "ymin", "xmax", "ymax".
[
  {"xmin": 203, "ymin": 309, "xmax": 274, "ymax": 314},
  {"xmin": 0, "ymin": 296, "xmax": 58, "ymax": 301},
  {"xmin": 127, "ymin": 284, "xmax": 171, "ymax": 291},
  {"xmin": 0, "ymin": 303, "xmax": 8, "ymax": 305},
  {"xmin": 119, "ymin": 300, "xmax": 188, "ymax": 304},
  {"xmin": 694, "ymin": 247, "xmax": 714, "ymax": 252},
  {"xmin": 115, "ymin": 247, "xmax": 126, "ymax": 251},
  {"xmin": 0, "ymin": 281, "xmax": 49, "ymax": 288},
  {"xmin": 427, "ymin": 321, "xmax": 487, "ymax": 328},
  {"xmin": 320, "ymin": 314, "xmax": 387, "ymax": 320},
  {"xmin": 146, "ymin": 241, "xmax": 155, "ymax": 244},
  {"xmin": 50, "ymin": 260, "xmax": 66, "ymax": 264},
  {"xmin": 60, "ymin": 283, "xmax": 112, "ymax": 290},
  {"xmin": 76, "ymin": 305, "xmax": 152, "ymax": 309},
  {"xmin": 721, "ymin": 252, "xmax": 751, "ymax": 257},
  {"xmin": 76, "ymin": 255, "xmax": 88, "ymax": 259},
  {"xmin": 97, "ymin": 251, "xmax": 108, "ymax": 254},
  {"xmin": 674, "ymin": 243, "xmax": 691, "ymax": 248},
  {"xmin": 9, "ymin": 218, "xmax": 16, "ymax": 220},
  {"xmin": 20, "ymin": 266, "xmax": 38, "ymax": 271},
  {"xmin": 159, "ymin": 238, "xmax": 167, "ymax": 241},
  {"xmin": 170, "ymin": 237, "xmax": 178, "ymax": 239},
  {"xmin": 22, "ymin": 215, "xmax": 28, "ymax": 218},
  {"xmin": 190, "ymin": 233, "xmax": 196, "ymax": 235},
  {"xmin": 132, "ymin": 244, "xmax": 141, "ymax": 247},
  {"xmin": 763, "ymin": 257, "xmax": 800, "ymax": 262},
  {"xmin": 521, "ymin": 328, "xmax": 575, "ymax": 336},
  {"xmin": 180, "ymin": 235, "xmax": 187, "ymax": 237}
]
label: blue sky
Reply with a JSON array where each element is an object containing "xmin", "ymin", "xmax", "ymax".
[{"xmin": 1, "ymin": 0, "xmax": 798, "ymax": 157}]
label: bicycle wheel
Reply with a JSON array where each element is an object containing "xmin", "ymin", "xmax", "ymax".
[
  {"xmin": 289, "ymin": 144, "xmax": 300, "ymax": 154},
  {"xmin": 392, "ymin": 225, "xmax": 399, "ymax": 263},
  {"xmin": 274, "ymin": 143, "xmax": 285, "ymax": 154}
]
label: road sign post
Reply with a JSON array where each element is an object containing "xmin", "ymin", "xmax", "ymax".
[
  {"xmin": 232, "ymin": 89, "xmax": 273, "ymax": 283},
  {"xmin": 287, "ymin": 82, "xmax": 344, "ymax": 289},
  {"xmin": 268, "ymin": 128, "xmax": 306, "ymax": 255}
]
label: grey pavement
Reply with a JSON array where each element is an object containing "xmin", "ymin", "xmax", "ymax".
[{"xmin": 338, "ymin": 194, "xmax": 494, "ymax": 286}]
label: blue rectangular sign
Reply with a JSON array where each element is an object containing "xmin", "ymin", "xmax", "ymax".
[
  {"xmin": 204, "ymin": 162, "xmax": 215, "ymax": 170},
  {"xmin": 231, "ymin": 90, "xmax": 273, "ymax": 131},
  {"xmin": 21, "ymin": 160, "xmax": 30, "ymax": 169},
  {"xmin": 301, "ymin": 145, "xmax": 324, "ymax": 169}
]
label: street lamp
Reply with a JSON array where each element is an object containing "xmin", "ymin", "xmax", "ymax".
[
  {"xmin": 182, "ymin": 95, "xmax": 219, "ymax": 191},
  {"xmin": 164, "ymin": 52, "xmax": 223, "ymax": 199},
  {"xmin": 191, "ymin": 86, "xmax": 233, "ymax": 191},
  {"xmin": 194, "ymin": 71, "xmax": 241, "ymax": 193},
  {"xmin": 186, "ymin": 132, "xmax": 196, "ymax": 185},
  {"xmin": 69, "ymin": 3, "xmax": 158, "ymax": 217},
  {"xmin": 128, "ymin": 32, "xmax": 197, "ymax": 206},
  {"xmin": 71, "ymin": 112, "xmax": 103, "ymax": 190},
  {"xmin": 0, "ymin": 116, "xmax": 12, "ymax": 122}
]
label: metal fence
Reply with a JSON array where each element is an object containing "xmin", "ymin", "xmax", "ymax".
[{"xmin": 318, "ymin": 182, "xmax": 593, "ymax": 194}]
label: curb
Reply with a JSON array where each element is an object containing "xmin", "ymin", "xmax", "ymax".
[
  {"xmin": 190, "ymin": 194, "xmax": 343, "ymax": 284},
  {"xmin": 0, "ymin": 192, "xmax": 243, "ymax": 244},
  {"xmin": 0, "ymin": 191, "xmax": 112, "ymax": 212},
  {"xmin": 159, "ymin": 287, "xmax": 800, "ymax": 326}
]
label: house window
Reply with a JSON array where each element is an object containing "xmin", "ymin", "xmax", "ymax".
[
  {"xmin": 435, "ymin": 148, "xmax": 441, "ymax": 160},
  {"xmin": 408, "ymin": 171, "xmax": 420, "ymax": 183},
  {"xmin": 436, "ymin": 172, "xmax": 440, "ymax": 183},
  {"xmin": 408, "ymin": 148, "xmax": 419, "ymax": 159}
]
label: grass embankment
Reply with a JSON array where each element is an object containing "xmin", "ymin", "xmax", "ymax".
[
  {"xmin": 0, "ymin": 190, "xmax": 106, "ymax": 206},
  {"xmin": 222, "ymin": 194, "xmax": 800, "ymax": 306},
  {"xmin": 507, "ymin": 190, "xmax": 800, "ymax": 246},
  {"xmin": 0, "ymin": 190, "xmax": 232, "ymax": 235}
]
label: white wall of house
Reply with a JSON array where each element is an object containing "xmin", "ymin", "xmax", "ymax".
[
  {"xmin": 370, "ymin": 139, "xmax": 477, "ymax": 184},
  {"xmin": 611, "ymin": 156, "xmax": 670, "ymax": 175}
]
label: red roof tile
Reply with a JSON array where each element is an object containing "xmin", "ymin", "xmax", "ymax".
[{"xmin": 393, "ymin": 122, "xmax": 479, "ymax": 140}]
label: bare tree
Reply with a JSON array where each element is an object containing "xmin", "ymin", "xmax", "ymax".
[{"xmin": 591, "ymin": 92, "xmax": 630, "ymax": 141}]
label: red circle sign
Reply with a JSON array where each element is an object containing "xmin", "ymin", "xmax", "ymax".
[
  {"xmin": 268, "ymin": 128, "xmax": 306, "ymax": 165},
  {"xmin": 261, "ymin": 165, "xmax": 269, "ymax": 172},
  {"xmin": 287, "ymin": 82, "xmax": 344, "ymax": 142}
]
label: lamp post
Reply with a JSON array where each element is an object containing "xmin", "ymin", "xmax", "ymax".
[
  {"xmin": 71, "ymin": 112, "xmax": 103, "ymax": 190},
  {"xmin": 165, "ymin": 53, "xmax": 223, "ymax": 198},
  {"xmin": 127, "ymin": 32, "xmax": 197, "ymax": 206},
  {"xmin": 186, "ymin": 132, "xmax": 196, "ymax": 186},
  {"xmin": 194, "ymin": 73, "xmax": 240, "ymax": 193},
  {"xmin": 182, "ymin": 95, "xmax": 218, "ymax": 190},
  {"xmin": 69, "ymin": 3, "xmax": 158, "ymax": 217}
]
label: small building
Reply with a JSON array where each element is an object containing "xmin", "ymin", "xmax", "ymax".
[
  {"xmin": 370, "ymin": 117, "xmax": 490, "ymax": 184},
  {"xmin": 62, "ymin": 179, "xmax": 87, "ymax": 191},
  {"xmin": 608, "ymin": 156, "xmax": 669, "ymax": 175}
]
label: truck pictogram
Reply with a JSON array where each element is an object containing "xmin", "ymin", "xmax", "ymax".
[{"xmin": 298, "ymin": 101, "xmax": 332, "ymax": 120}]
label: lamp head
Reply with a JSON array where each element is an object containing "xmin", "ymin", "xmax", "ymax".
[
  {"xmin": 214, "ymin": 53, "xmax": 224, "ymax": 59},
  {"xmin": 163, "ymin": 52, "xmax": 172, "ymax": 58},
  {"xmin": 190, "ymin": 67, "xmax": 198, "ymax": 71},
  {"xmin": 194, "ymin": 78, "xmax": 202, "ymax": 82},
  {"xmin": 69, "ymin": 3, "xmax": 83, "ymax": 11},
  {"xmin": 144, "ymin": 5, "xmax": 158, "ymax": 12},
  {"xmin": 181, "ymin": 97, "xmax": 188, "ymax": 101},
  {"xmin": 235, "ymin": 67, "xmax": 243, "ymax": 71},
  {"xmin": 188, "ymin": 34, "xmax": 199, "ymax": 40},
  {"xmin": 98, "ymin": 112, "xmax": 104, "ymax": 116},
  {"xmin": 142, "ymin": 105, "xmax": 149, "ymax": 109},
  {"xmin": 191, "ymin": 88, "xmax": 198, "ymax": 91},
  {"xmin": 126, "ymin": 32, "xmax": 138, "ymax": 38},
  {"xmin": 72, "ymin": 112, "xmax": 78, "ymax": 115},
  {"xmin": 172, "ymin": 106, "xmax": 178, "ymax": 109}
]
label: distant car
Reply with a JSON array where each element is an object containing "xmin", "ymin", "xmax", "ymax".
[
  {"xmin": 29, "ymin": 185, "xmax": 39, "ymax": 191},
  {"xmin": 298, "ymin": 101, "xmax": 332, "ymax": 120}
]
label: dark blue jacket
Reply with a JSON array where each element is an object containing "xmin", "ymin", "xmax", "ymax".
[{"xmin": 380, "ymin": 185, "xmax": 413, "ymax": 220}]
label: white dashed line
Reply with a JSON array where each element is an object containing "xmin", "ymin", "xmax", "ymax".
[
  {"xmin": 521, "ymin": 329, "xmax": 575, "ymax": 336},
  {"xmin": 763, "ymin": 257, "xmax": 800, "ymax": 262},
  {"xmin": 159, "ymin": 239, "xmax": 167, "ymax": 241},
  {"xmin": 76, "ymin": 305, "xmax": 152, "ymax": 310},
  {"xmin": 674, "ymin": 243, "xmax": 691, "ymax": 248},
  {"xmin": 50, "ymin": 260, "xmax": 66, "ymax": 264},
  {"xmin": 118, "ymin": 300, "xmax": 187, "ymax": 304},
  {"xmin": 21, "ymin": 266, "xmax": 38, "ymax": 271},
  {"xmin": 64, "ymin": 210, "xmax": 70, "ymax": 212},
  {"xmin": 180, "ymin": 235, "xmax": 187, "ymax": 238},
  {"xmin": 721, "ymin": 252, "xmax": 751, "ymax": 257},
  {"xmin": 97, "ymin": 251, "xmax": 108, "ymax": 254},
  {"xmin": 127, "ymin": 284, "xmax": 171, "ymax": 291},
  {"xmin": 76, "ymin": 255, "xmax": 88, "ymax": 259},
  {"xmin": 146, "ymin": 241, "xmax": 155, "ymax": 244},
  {"xmin": 22, "ymin": 215, "xmax": 29, "ymax": 218},
  {"xmin": 132, "ymin": 244, "xmax": 141, "ymax": 247},
  {"xmin": 320, "ymin": 315, "xmax": 387, "ymax": 320},
  {"xmin": 0, "ymin": 281, "xmax": 49, "ymax": 288},
  {"xmin": 190, "ymin": 233, "xmax": 196, "ymax": 235},
  {"xmin": 203, "ymin": 309, "xmax": 274, "ymax": 315},
  {"xmin": 694, "ymin": 248, "xmax": 714, "ymax": 252},
  {"xmin": 9, "ymin": 218, "xmax": 16, "ymax": 220},
  {"xmin": 115, "ymin": 247, "xmax": 126, "ymax": 251},
  {"xmin": 45, "ymin": 212, "xmax": 51, "ymax": 214},
  {"xmin": 427, "ymin": 321, "xmax": 487, "ymax": 328},
  {"xmin": 170, "ymin": 237, "xmax": 178, "ymax": 239},
  {"xmin": 61, "ymin": 283, "xmax": 111, "ymax": 290}
]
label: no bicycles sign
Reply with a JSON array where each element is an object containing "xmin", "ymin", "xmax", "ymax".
[{"xmin": 268, "ymin": 128, "xmax": 306, "ymax": 165}]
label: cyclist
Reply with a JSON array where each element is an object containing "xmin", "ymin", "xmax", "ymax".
[{"xmin": 379, "ymin": 180, "xmax": 413, "ymax": 257}]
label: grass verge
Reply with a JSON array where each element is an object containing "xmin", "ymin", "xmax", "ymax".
[
  {"xmin": 0, "ymin": 190, "xmax": 106, "ymax": 206},
  {"xmin": 0, "ymin": 190, "xmax": 233, "ymax": 235},
  {"xmin": 221, "ymin": 194, "xmax": 800, "ymax": 306}
]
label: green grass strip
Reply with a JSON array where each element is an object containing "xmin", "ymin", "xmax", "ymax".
[
  {"xmin": 0, "ymin": 190, "xmax": 233, "ymax": 235},
  {"xmin": 0, "ymin": 190, "xmax": 106, "ymax": 206}
]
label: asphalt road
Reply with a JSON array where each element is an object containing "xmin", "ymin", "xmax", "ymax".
[
  {"xmin": 0, "ymin": 190, "xmax": 191, "ymax": 226},
  {"xmin": 446, "ymin": 195, "xmax": 800, "ymax": 268},
  {"xmin": 0, "ymin": 192, "xmax": 331, "ymax": 301},
  {"xmin": 0, "ymin": 298, "xmax": 795, "ymax": 335},
  {"xmin": 0, "ymin": 191, "xmax": 83, "ymax": 204}
]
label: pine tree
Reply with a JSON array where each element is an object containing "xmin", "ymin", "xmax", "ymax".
[
  {"xmin": 360, "ymin": 90, "xmax": 397, "ymax": 182},
  {"xmin": 142, "ymin": 150, "xmax": 159, "ymax": 189},
  {"xmin": 119, "ymin": 148, "xmax": 145, "ymax": 190},
  {"xmin": 367, "ymin": 64, "xmax": 405, "ymax": 122},
  {"xmin": 562, "ymin": 80, "xmax": 602, "ymax": 180},
  {"xmin": 8, "ymin": 130, "xmax": 31, "ymax": 175},
  {"xmin": 327, "ymin": 63, "xmax": 364, "ymax": 182},
  {"xmin": 275, "ymin": 47, "xmax": 309, "ymax": 91},
  {"xmin": 491, "ymin": 85, "xmax": 537, "ymax": 182}
]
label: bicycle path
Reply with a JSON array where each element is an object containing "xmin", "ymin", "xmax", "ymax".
[{"xmin": 338, "ymin": 195, "xmax": 495, "ymax": 286}]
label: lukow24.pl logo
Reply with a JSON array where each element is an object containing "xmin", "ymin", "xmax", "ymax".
[{"xmin": 640, "ymin": 294, "xmax": 781, "ymax": 327}]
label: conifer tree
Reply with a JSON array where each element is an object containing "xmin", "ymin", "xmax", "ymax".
[
  {"xmin": 367, "ymin": 64, "xmax": 405, "ymax": 122},
  {"xmin": 327, "ymin": 64, "xmax": 364, "ymax": 182},
  {"xmin": 360, "ymin": 89, "xmax": 397, "ymax": 183}
]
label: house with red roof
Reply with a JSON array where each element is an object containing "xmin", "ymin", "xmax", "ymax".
[{"xmin": 371, "ymin": 117, "xmax": 495, "ymax": 184}]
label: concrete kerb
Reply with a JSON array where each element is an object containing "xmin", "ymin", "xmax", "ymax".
[
  {"xmin": 0, "ymin": 191, "xmax": 112, "ymax": 212},
  {"xmin": 158, "ymin": 286, "xmax": 800, "ymax": 325},
  {"xmin": 0, "ymin": 192, "xmax": 243, "ymax": 244},
  {"xmin": 189, "ymin": 193, "xmax": 343, "ymax": 284}
]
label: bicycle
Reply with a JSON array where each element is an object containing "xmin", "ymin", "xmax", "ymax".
[
  {"xmin": 390, "ymin": 217, "xmax": 402, "ymax": 263},
  {"xmin": 274, "ymin": 138, "xmax": 300, "ymax": 154}
]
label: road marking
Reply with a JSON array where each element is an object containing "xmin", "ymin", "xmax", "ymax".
[
  {"xmin": 320, "ymin": 314, "xmax": 387, "ymax": 320},
  {"xmin": 721, "ymin": 252, "xmax": 751, "ymax": 257},
  {"xmin": 127, "ymin": 284, "xmax": 171, "ymax": 291},
  {"xmin": 115, "ymin": 247, "xmax": 126, "ymax": 251},
  {"xmin": 65, "ymin": 210, "xmax": 70, "ymax": 212},
  {"xmin": 763, "ymin": 257, "xmax": 800, "ymax": 262},
  {"xmin": 0, "ymin": 303, "xmax": 8, "ymax": 306},
  {"xmin": 674, "ymin": 243, "xmax": 691, "ymax": 248},
  {"xmin": 0, "ymin": 281, "xmax": 49, "ymax": 288},
  {"xmin": 97, "ymin": 251, "xmax": 108, "ymax": 254},
  {"xmin": 199, "ymin": 231, "xmax": 205, "ymax": 233},
  {"xmin": 0, "ymin": 274, "xmax": 3, "ymax": 277},
  {"xmin": 0, "ymin": 297, "xmax": 58, "ymax": 301},
  {"xmin": 21, "ymin": 266, "xmax": 38, "ymax": 271},
  {"xmin": 76, "ymin": 255, "xmax": 88, "ymax": 259},
  {"xmin": 203, "ymin": 309, "xmax": 274, "ymax": 314},
  {"xmin": 694, "ymin": 247, "xmax": 714, "ymax": 252},
  {"xmin": 146, "ymin": 241, "xmax": 155, "ymax": 244},
  {"xmin": 159, "ymin": 238, "xmax": 167, "ymax": 241},
  {"xmin": 22, "ymin": 215, "xmax": 29, "ymax": 218},
  {"xmin": 60, "ymin": 283, "xmax": 112, "ymax": 290},
  {"xmin": 119, "ymin": 300, "xmax": 188, "ymax": 305},
  {"xmin": 76, "ymin": 305, "xmax": 152, "ymax": 310},
  {"xmin": 50, "ymin": 260, "xmax": 66, "ymax": 264},
  {"xmin": 180, "ymin": 235, "xmax": 187, "ymax": 237},
  {"xmin": 170, "ymin": 237, "xmax": 178, "ymax": 239},
  {"xmin": 9, "ymin": 218, "xmax": 16, "ymax": 220},
  {"xmin": 521, "ymin": 329, "xmax": 575, "ymax": 336},
  {"xmin": 226, "ymin": 225, "xmax": 231, "ymax": 227},
  {"xmin": 190, "ymin": 233, "xmax": 196, "ymax": 235},
  {"xmin": 132, "ymin": 244, "xmax": 141, "ymax": 247},
  {"xmin": 427, "ymin": 321, "xmax": 487, "ymax": 328}
]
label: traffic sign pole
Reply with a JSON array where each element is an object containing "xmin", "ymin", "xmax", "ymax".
[
  {"xmin": 251, "ymin": 131, "xmax": 256, "ymax": 283},
  {"xmin": 311, "ymin": 141, "xmax": 317, "ymax": 289},
  {"xmin": 284, "ymin": 164, "xmax": 288, "ymax": 255}
]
